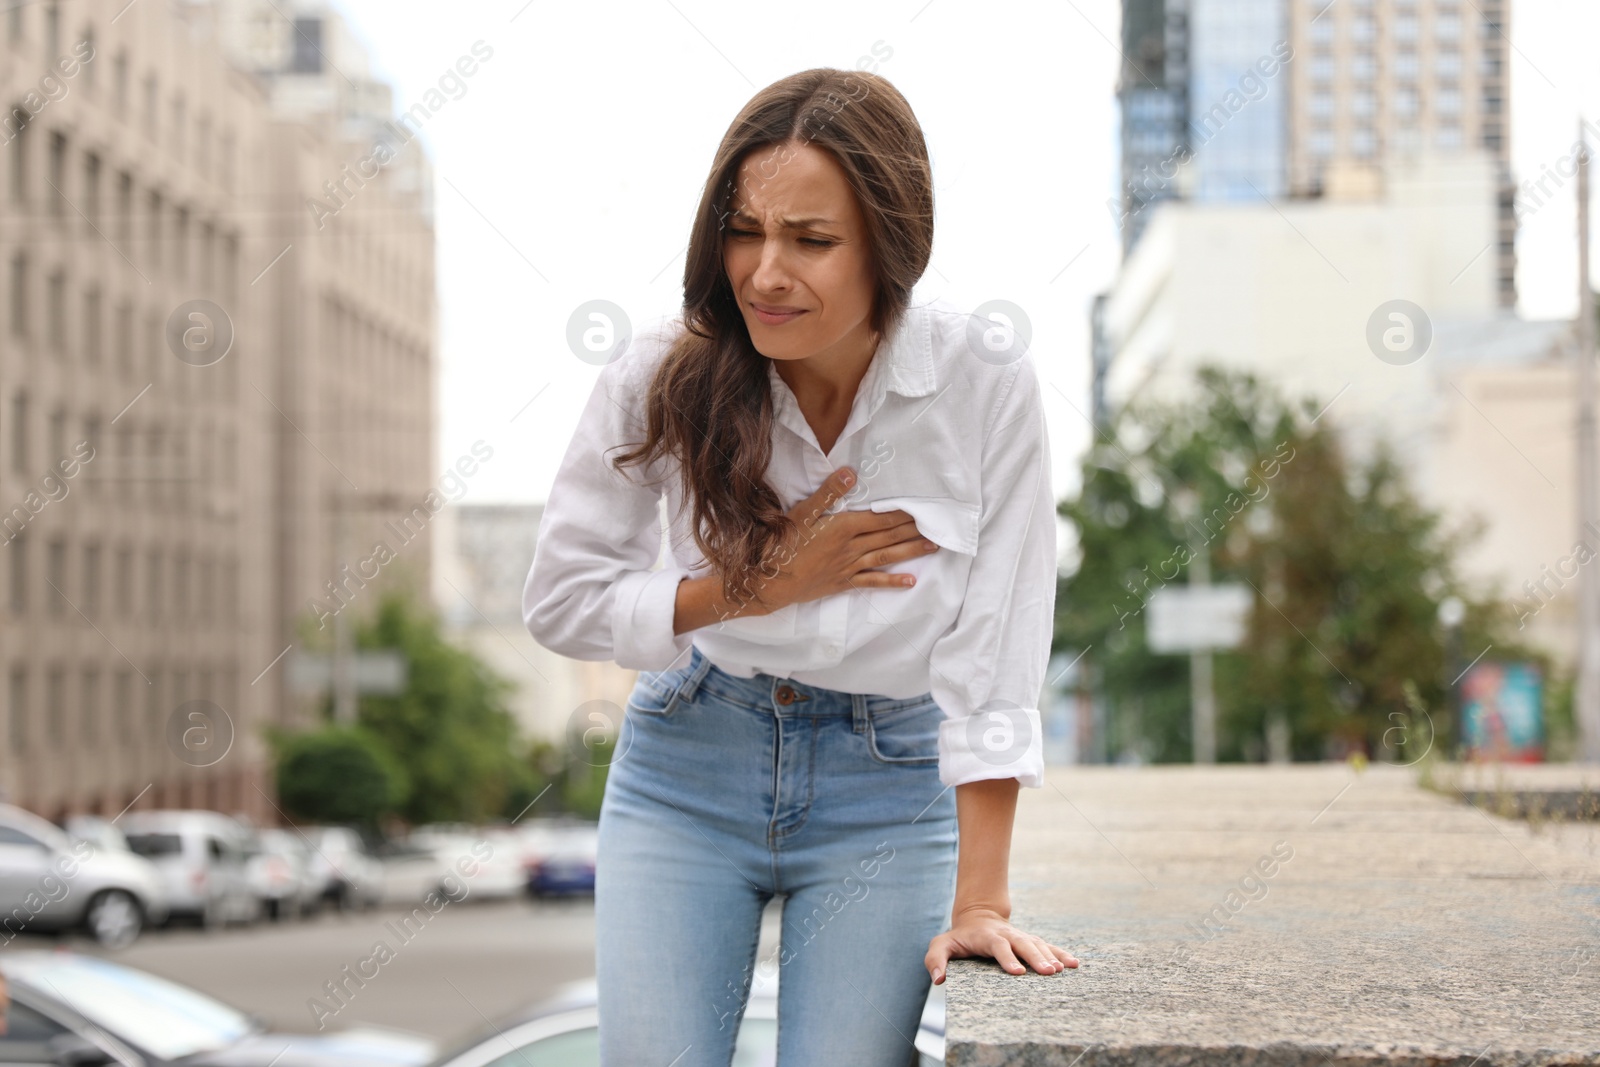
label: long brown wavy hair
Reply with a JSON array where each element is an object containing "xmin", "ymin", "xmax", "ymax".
[{"xmin": 610, "ymin": 68, "xmax": 934, "ymax": 612}]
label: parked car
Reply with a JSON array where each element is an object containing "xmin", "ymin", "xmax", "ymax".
[
  {"xmin": 0, "ymin": 949, "xmax": 437, "ymax": 1066},
  {"xmin": 0, "ymin": 803, "xmax": 168, "ymax": 949},
  {"xmin": 406, "ymin": 826, "xmax": 524, "ymax": 902},
  {"xmin": 370, "ymin": 837, "xmax": 447, "ymax": 908},
  {"xmin": 521, "ymin": 822, "xmax": 597, "ymax": 898},
  {"xmin": 302, "ymin": 826, "xmax": 383, "ymax": 912},
  {"xmin": 119, "ymin": 810, "xmax": 261, "ymax": 929},
  {"xmin": 243, "ymin": 828, "xmax": 319, "ymax": 921},
  {"xmin": 421, "ymin": 966, "xmax": 946, "ymax": 1066}
]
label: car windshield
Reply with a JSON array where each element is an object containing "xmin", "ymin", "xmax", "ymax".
[
  {"xmin": 8, "ymin": 955, "xmax": 258, "ymax": 1058},
  {"xmin": 124, "ymin": 832, "xmax": 184, "ymax": 857}
]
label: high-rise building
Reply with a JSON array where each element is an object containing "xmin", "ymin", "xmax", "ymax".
[
  {"xmin": 0, "ymin": 0, "xmax": 434, "ymax": 826},
  {"xmin": 1115, "ymin": 0, "xmax": 1514, "ymax": 309},
  {"xmin": 1286, "ymin": 0, "xmax": 1514, "ymax": 306}
]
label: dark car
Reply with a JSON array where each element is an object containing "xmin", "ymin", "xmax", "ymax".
[
  {"xmin": 0, "ymin": 950, "xmax": 436, "ymax": 1067},
  {"xmin": 422, "ymin": 968, "xmax": 945, "ymax": 1066}
]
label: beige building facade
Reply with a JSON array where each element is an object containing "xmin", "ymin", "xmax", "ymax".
[{"xmin": 0, "ymin": 0, "xmax": 434, "ymax": 825}]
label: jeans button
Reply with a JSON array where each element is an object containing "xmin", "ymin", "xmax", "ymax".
[{"xmin": 775, "ymin": 685, "xmax": 796, "ymax": 705}]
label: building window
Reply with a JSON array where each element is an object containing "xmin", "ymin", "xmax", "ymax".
[
  {"xmin": 1352, "ymin": 128, "xmax": 1377, "ymax": 157},
  {"xmin": 83, "ymin": 542, "xmax": 101, "ymax": 616},
  {"xmin": 43, "ymin": 1, "xmax": 57, "ymax": 60},
  {"xmin": 81, "ymin": 666, "xmax": 99, "ymax": 747},
  {"xmin": 114, "ymin": 52, "xmax": 127, "ymax": 116},
  {"xmin": 7, "ymin": 4, "xmax": 22, "ymax": 45},
  {"xmin": 7, "ymin": 106, "xmax": 27, "ymax": 203},
  {"xmin": 1309, "ymin": 129, "xmax": 1336, "ymax": 157},
  {"xmin": 1351, "ymin": 54, "xmax": 1376, "ymax": 82},
  {"xmin": 45, "ymin": 666, "xmax": 63, "ymax": 744},
  {"xmin": 1352, "ymin": 91, "xmax": 1376, "ymax": 118},
  {"xmin": 146, "ymin": 547, "xmax": 161, "ymax": 622},
  {"xmin": 83, "ymin": 151, "xmax": 100, "ymax": 228},
  {"xmin": 7, "ymin": 668, "xmax": 25, "ymax": 754},
  {"xmin": 115, "ymin": 544, "xmax": 132, "ymax": 618},
  {"xmin": 83, "ymin": 286, "xmax": 102, "ymax": 363},
  {"xmin": 147, "ymin": 190, "xmax": 161, "ymax": 269},
  {"xmin": 1310, "ymin": 91, "xmax": 1334, "ymax": 119},
  {"xmin": 46, "ymin": 536, "xmax": 66, "ymax": 616},
  {"xmin": 115, "ymin": 300, "xmax": 132, "ymax": 378},
  {"xmin": 171, "ymin": 93, "xmax": 185, "ymax": 162},
  {"xmin": 1435, "ymin": 47, "xmax": 1461, "ymax": 79},
  {"xmin": 143, "ymin": 74, "xmax": 157, "ymax": 140},
  {"xmin": 1437, "ymin": 88, "xmax": 1462, "ymax": 116},
  {"xmin": 47, "ymin": 130, "xmax": 66, "ymax": 218},
  {"xmin": 174, "ymin": 205, "xmax": 189, "ymax": 280},
  {"xmin": 1394, "ymin": 15, "xmax": 1418, "ymax": 42},
  {"xmin": 115, "ymin": 670, "xmax": 132, "ymax": 744},
  {"xmin": 1394, "ymin": 51, "xmax": 1419, "ymax": 79},
  {"xmin": 1394, "ymin": 88, "xmax": 1419, "ymax": 118},
  {"xmin": 79, "ymin": 26, "xmax": 93, "ymax": 91},
  {"xmin": 1436, "ymin": 123, "xmax": 1463, "ymax": 150},
  {"xmin": 7, "ymin": 533, "xmax": 25, "ymax": 613},
  {"xmin": 1352, "ymin": 15, "xmax": 1375, "ymax": 41},
  {"xmin": 47, "ymin": 269, "xmax": 65, "ymax": 353},
  {"xmin": 8, "ymin": 391, "xmax": 25, "ymax": 473},
  {"xmin": 1436, "ymin": 12, "xmax": 1461, "ymax": 40},
  {"xmin": 9, "ymin": 252, "xmax": 26, "ymax": 338}
]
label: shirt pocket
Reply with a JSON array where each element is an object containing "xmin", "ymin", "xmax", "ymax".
[
  {"xmin": 866, "ymin": 496, "xmax": 980, "ymax": 556},
  {"xmin": 704, "ymin": 600, "xmax": 799, "ymax": 644}
]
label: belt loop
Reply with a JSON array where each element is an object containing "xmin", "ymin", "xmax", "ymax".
[
  {"xmin": 852, "ymin": 692, "xmax": 868, "ymax": 735},
  {"xmin": 678, "ymin": 645, "xmax": 714, "ymax": 703}
]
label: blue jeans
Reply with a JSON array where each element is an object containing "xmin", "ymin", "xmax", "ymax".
[{"xmin": 595, "ymin": 644, "xmax": 959, "ymax": 1066}]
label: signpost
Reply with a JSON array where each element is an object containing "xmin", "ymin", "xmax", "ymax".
[
  {"xmin": 287, "ymin": 649, "xmax": 409, "ymax": 719},
  {"xmin": 1147, "ymin": 566, "xmax": 1252, "ymax": 764}
]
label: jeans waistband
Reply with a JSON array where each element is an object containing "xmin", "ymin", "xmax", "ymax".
[{"xmin": 677, "ymin": 644, "xmax": 937, "ymax": 731}]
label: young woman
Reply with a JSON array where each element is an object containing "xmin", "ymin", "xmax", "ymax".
[{"xmin": 524, "ymin": 67, "xmax": 1077, "ymax": 1064}]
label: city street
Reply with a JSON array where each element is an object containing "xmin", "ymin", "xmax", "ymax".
[{"xmin": 14, "ymin": 895, "xmax": 600, "ymax": 1043}]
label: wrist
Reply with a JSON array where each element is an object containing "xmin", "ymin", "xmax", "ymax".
[{"xmin": 952, "ymin": 898, "xmax": 1011, "ymax": 924}]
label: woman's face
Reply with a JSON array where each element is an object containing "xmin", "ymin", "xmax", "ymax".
[{"xmin": 721, "ymin": 139, "xmax": 877, "ymax": 365}]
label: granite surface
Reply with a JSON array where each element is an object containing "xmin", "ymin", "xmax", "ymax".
[{"xmin": 945, "ymin": 763, "xmax": 1600, "ymax": 1066}]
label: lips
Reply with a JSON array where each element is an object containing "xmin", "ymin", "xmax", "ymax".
[{"xmin": 751, "ymin": 302, "xmax": 807, "ymax": 325}]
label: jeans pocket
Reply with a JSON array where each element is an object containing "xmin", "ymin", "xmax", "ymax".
[
  {"xmin": 866, "ymin": 698, "xmax": 942, "ymax": 764},
  {"xmin": 627, "ymin": 668, "xmax": 688, "ymax": 717}
]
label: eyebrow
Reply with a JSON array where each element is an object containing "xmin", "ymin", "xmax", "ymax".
[{"xmin": 728, "ymin": 209, "xmax": 838, "ymax": 229}]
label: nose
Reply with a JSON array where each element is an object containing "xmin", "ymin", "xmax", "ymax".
[{"xmin": 750, "ymin": 235, "xmax": 793, "ymax": 294}]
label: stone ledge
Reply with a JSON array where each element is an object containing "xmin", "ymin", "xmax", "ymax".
[{"xmin": 945, "ymin": 765, "xmax": 1600, "ymax": 1066}]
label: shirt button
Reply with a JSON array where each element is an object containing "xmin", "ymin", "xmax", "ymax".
[{"xmin": 823, "ymin": 643, "xmax": 841, "ymax": 657}]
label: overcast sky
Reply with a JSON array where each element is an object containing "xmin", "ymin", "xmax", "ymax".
[{"xmin": 330, "ymin": 0, "xmax": 1600, "ymax": 506}]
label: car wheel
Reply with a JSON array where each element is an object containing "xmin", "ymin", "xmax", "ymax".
[{"xmin": 85, "ymin": 890, "xmax": 143, "ymax": 950}]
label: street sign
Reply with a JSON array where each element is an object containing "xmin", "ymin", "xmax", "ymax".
[
  {"xmin": 286, "ymin": 650, "xmax": 409, "ymax": 695},
  {"xmin": 1147, "ymin": 585, "xmax": 1252, "ymax": 653}
]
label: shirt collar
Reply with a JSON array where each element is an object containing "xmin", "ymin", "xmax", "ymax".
[{"xmin": 765, "ymin": 303, "xmax": 936, "ymax": 410}]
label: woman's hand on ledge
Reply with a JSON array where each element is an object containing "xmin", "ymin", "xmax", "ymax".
[{"xmin": 924, "ymin": 905, "xmax": 1079, "ymax": 984}]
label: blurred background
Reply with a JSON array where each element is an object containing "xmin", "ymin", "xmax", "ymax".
[{"xmin": 0, "ymin": 0, "xmax": 1597, "ymax": 1063}]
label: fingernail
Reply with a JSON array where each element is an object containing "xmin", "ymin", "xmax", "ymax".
[{"xmin": 839, "ymin": 469, "xmax": 854, "ymax": 486}]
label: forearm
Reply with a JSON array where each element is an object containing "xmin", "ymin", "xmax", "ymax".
[
  {"xmin": 672, "ymin": 573, "xmax": 771, "ymax": 635},
  {"xmin": 952, "ymin": 776, "xmax": 1019, "ymax": 920}
]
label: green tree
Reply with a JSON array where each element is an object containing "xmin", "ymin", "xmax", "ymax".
[
  {"xmin": 1059, "ymin": 365, "xmax": 1540, "ymax": 763},
  {"xmin": 348, "ymin": 589, "xmax": 538, "ymax": 825},
  {"xmin": 268, "ymin": 726, "xmax": 407, "ymax": 833}
]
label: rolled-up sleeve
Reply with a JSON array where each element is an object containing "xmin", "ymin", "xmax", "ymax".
[
  {"xmin": 522, "ymin": 331, "xmax": 694, "ymax": 670},
  {"xmin": 928, "ymin": 352, "xmax": 1056, "ymax": 789}
]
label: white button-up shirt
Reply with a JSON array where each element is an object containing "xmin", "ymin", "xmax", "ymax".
[{"xmin": 523, "ymin": 298, "xmax": 1056, "ymax": 789}]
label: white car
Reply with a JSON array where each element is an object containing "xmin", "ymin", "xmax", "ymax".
[
  {"xmin": 119, "ymin": 810, "xmax": 261, "ymax": 929},
  {"xmin": 422, "ymin": 966, "xmax": 946, "ymax": 1065},
  {"xmin": 243, "ymin": 827, "xmax": 320, "ymax": 920},
  {"xmin": 405, "ymin": 826, "xmax": 524, "ymax": 902},
  {"xmin": 0, "ymin": 804, "xmax": 169, "ymax": 948},
  {"xmin": 302, "ymin": 825, "xmax": 383, "ymax": 912}
]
